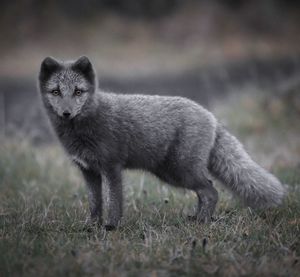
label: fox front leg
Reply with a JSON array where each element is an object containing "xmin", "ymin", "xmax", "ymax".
[
  {"xmin": 105, "ymin": 166, "xmax": 123, "ymax": 231},
  {"xmin": 80, "ymin": 168, "xmax": 103, "ymax": 225}
]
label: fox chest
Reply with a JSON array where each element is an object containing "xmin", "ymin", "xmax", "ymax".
[{"xmin": 61, "ymin": 135, "xmax": 100, "ymax": 170}]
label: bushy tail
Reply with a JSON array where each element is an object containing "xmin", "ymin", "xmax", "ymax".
[{"xmin": 208, "ymin": 125, "xmax": 285, "ymax": 208}]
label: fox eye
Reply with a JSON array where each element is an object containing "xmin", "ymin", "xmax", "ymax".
[
  {"xmin": 51, "ymin": 89, "xmax": 60, "ymax": 96},
  {"xmin": 74, "ymin": 89, "xmax": 83, "ymax": 96}
]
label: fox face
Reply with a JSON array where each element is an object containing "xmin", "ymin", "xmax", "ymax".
[{"xmin": 39, "ymin": 56, "xmax": 96, "ymax": 119}]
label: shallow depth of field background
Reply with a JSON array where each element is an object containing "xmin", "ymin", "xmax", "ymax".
[{"xmin": 0, "ymin": 1, "xmax": 300, "ymax": 276}]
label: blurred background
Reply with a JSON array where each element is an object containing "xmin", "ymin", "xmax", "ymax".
[
  {"xmin": 1, "ymin": 3, "xmax": 300, "ymax": 275},
  {"xmin": 0, "ymin": 0, "xmax": 300, "ymax": 168}
]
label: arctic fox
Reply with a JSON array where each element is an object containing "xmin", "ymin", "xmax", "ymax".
[{"xmin": 38, "ymin": 56, "xmax": 285, "ymax": 230}]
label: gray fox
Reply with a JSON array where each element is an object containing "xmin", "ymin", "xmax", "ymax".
[{"xmin": 38, "ymin": 56, "xmax": 285, "ymax": 230}]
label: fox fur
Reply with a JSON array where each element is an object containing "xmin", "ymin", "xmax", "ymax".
[{"xmin": 38, "ymin": 56, "xmax": 285, "ymax": 230}]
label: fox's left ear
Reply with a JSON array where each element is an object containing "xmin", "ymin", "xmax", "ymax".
[{"xmin": 72, "ymin": 56, "xmax": 96, "ymax": 84}]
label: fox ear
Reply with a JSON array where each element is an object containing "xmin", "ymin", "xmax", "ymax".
[
  {"xmin": 39, "ymin": 57, "xmax": 61, "ymax": 82},
  {"xmin": 72, "ymin": 56, "xmax": 96, "ymax": 84}
]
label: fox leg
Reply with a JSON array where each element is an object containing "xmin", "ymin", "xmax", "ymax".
[
  {"xmin": 193, "ymin": 179, "xmax": 218, "ymax": 223},
  {"xmin": 105, "ymin": 166, "xmax": 123, "ymax": 231},
  {"xmin": 184, "ymin": 167, "xmax": 218, "ymax": 223},
  {"xmin": 157, "ymin": 164, "xmax": 218, "ymax": 223},
  {"xmin": 81, "ymin": 168, "xmax": 103, "ymax": 225}
]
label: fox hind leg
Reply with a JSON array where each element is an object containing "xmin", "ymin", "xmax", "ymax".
[
  {"xmin": 157, "ymin": 164, "xmax": 218, "ymax": 223},
  {"xmin": 193, "ymin": 180, "xmax": 218, "ymax": 223},
  {"xmin": 183, "ymin": 168, "xmax": 218, "ymax": 223}
]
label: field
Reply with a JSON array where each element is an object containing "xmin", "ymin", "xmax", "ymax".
[{"xmin": 0, "ymin": 92, "xmax": 300, "ymax": 277}]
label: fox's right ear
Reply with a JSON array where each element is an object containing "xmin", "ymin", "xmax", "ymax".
[
  {"xmin": 39, "ymin": 57, "xmax": 61, "ymax": 82},
  {"xmin": 71, "ymin": 56, "xmax": 96, "ymax": 84}
]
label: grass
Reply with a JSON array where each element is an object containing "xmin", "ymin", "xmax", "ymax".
[{"xmin": 1, "ymin": 94, "xmax": 300, "ymax": 276}]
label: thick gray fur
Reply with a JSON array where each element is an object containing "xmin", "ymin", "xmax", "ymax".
[{"xmin": 38, "ymin": 56, "xmax": 286, "ymax": 229}]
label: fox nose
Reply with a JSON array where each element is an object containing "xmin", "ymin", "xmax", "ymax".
[{"xmin": 63, "ymin": 111, "xmax": 71, "ymax": 118}]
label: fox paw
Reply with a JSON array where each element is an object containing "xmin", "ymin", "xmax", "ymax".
[
  {"xmin": 104, "ymin": 224, "xmax": 117, "ymax": 231},
  {"xmin": 82, "ymin": 217, "xmax": 102, "ymax": 232},
  {"xmin": 187, "ymin": 214, "xmax": 214, "ymax": 223}
]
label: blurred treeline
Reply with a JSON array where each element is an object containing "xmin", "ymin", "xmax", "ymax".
[
  {"xmin": 1, "ymin": 0, "xmax": 300, "ymax": 51},
  {"xmin": 1, "ymin": 0, "xmax": 300, "ymax": 19},
  {"xmin": 1, "ymin": 0, "xmax": 300, "ymax": 26}
]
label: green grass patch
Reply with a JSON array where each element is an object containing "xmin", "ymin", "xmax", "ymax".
[{"xmin": 0, "ymin": 138, "xmax": 299, "ymax": 277}]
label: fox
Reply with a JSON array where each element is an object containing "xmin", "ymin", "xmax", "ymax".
[{"xmin": 38, "ymin": 56, "xmax": 285, "ymax": 230}]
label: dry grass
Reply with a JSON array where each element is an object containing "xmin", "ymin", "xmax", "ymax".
[{"xmin": 0, "ymin": 93, "xmax": 300, "ymax": 276}]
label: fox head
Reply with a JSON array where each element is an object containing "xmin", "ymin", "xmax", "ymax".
[{"xmin": 39, "ymin": 56, "xmax": 97, "ymax": 119}]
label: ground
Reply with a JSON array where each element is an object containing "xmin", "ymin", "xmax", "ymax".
[{"xmin": 0, "ymin": 92, "xmax": 300, "ymax": 277}]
